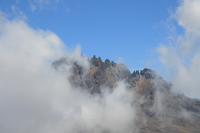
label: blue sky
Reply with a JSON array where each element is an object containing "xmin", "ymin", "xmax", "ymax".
[{"xmin": 0, "ymin": 0, "xmax": 181, "ymax": 72}]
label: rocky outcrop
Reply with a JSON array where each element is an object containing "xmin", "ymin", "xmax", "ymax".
[
  {"xmin": 68, "ymin": 55, "xmax": 132, "ymax": 94},
  {"xmin": 52, "ymin": 55, "xmax": 200, "ymax": 133}
]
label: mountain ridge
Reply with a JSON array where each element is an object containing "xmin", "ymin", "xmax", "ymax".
[{"xmin": 53, "ymin": 55, "xmax": 200, "ymax": 133}]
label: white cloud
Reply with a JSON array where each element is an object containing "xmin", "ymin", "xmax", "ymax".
[
  {"xmin": 157, "ymin": 0, "xmax": 200, "ymax": 98},
  {"xmin": 174, "ymin": 0, "xmax": 200, "ymax": 34},
  {"xmin": 30, "ymin": 3, "xmax": 37, "ymax": 12},
  {"xmin": 0, "ymin": 11, "xmax": 136, "ymax": 133},
  {"xmin": 173, "ymin": 0, "xmax": 200, "ymax": 54},
  {"xmin": 117, "ymin": 56, "xmax": 124, "ymax": 64},
  {"xmin": 10, "ymin": 5, "xmax": 27, "ymax": 20},
  {"xmin": 28, "ymin": 0, "xmax": 64, "ymax": 12},
  {"xmin": 0, "ymin": 11, "xmax": 67, "ymax": 133}
]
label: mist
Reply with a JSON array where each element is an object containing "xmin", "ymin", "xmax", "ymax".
[
  {"xmin": 157, "ymin": 0, "xmax": 200, "ymax": 98},
  {"xmin": 0, "ymin": 11, "xmax": 137, "ymax": 133}
]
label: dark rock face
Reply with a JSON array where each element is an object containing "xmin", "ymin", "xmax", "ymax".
[
  {"xmin": 52, "ymin": 55, "xmax": 200, "ymax": 133},
  {"xmin": 67, "ymin": 55, "xmax": 132, "ymax": 94}
]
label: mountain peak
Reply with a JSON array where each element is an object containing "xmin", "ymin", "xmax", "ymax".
[{"xmin": 52, "ymin": 55, "xmax": 200, "ymax": 133}]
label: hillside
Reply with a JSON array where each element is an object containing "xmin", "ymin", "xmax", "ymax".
[{"xmin": 53, "ymin": 55, "xmax": 200, "ymax": 133}]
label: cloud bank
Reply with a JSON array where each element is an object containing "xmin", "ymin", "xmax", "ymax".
[
  {"xmin": 0, "ymin": 12, "xmax": 136, "ymax": 133},
  {"xmin": 157, "ymin": 0, "xmax": 200, "ymax": 98}
]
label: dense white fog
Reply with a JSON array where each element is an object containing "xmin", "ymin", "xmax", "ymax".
[{"xmin": 0, "ymin": 12, "xmax": 136, "ymax": 133}]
